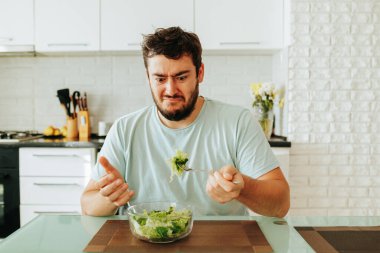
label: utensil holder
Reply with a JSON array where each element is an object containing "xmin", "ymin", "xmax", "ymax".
[
  {"xmin": 67, "ymin": 117, "xmax": 78, "ymax": 139},
  {"xmin": 79, "ymin": 111, "xmax": 91, "ymax": 139}
]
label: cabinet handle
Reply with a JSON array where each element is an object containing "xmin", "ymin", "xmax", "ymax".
[
  {"xmin": 0, "ymin": 37, "xmax": 13, "ymax": 42},
  {"xmin": 219, "ymin": 41, "xmax": 261, "ymax": 45},
  {"xmin": 33, "ymin": 154, "xmax": 79, "ymax": 158},
  {"xmin": 33, "ymin": 183, "xmax": 82, "ymax": 187},
  {"xmin": 34, "ymin": 211, "xmax": 80, "ymax": 214},
  {"xmin": 127, "ymin": 42, "xmax": 140, "ymax": 46},
  {"xmin": 47, "ymin": 43, "xmax": 89, "ymax": 47}
]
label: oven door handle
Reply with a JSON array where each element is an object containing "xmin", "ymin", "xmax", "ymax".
[
  {"xmin": 0, "ymin": 172, "xmax": 10, "ymax": 179},
  {"xmin": 33, "ymin": 182, "xmax": 82, "ymax": 187}
]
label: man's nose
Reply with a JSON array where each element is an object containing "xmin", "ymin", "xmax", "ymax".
[{"xmin": 165, "ymin": 77, "xmax": 176, "ymax": 95}]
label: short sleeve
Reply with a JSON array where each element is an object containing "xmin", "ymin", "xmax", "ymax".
[
  {"xmin": 91, "ymin": 119, "xmax": 126, "ymax": 181},
  {"xmin": 235, "ymin": 110, "xmax": 279, "ymax": 178}
]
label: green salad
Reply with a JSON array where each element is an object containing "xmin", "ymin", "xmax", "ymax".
[
  {"xmin": 169, "ymin": 150, "xmax": 189, "ymax": 182},
  {"xmin": 130, "ymin": 206, "xmax": 192, "ymax": 242}
]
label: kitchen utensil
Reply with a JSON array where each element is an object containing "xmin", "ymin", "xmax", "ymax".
[
  {"xmin": 80, "ymin": 97, "xmax": 85, "ymax": 110},
  {"xmin": 83, "ymin": 92, "xmax": 88, "ymax": 111},
  {"xmin": 67, "ymin": 117, "xmax": 78, "ymax": 139},
  {"xmin": 84, "ymin": 219, "xmax": 273, "ymax": 252},
  {"xmin": 182, "ymin": 167, "xmax": 210, "ymax": 172},
  {"xmin": 57, "ymin": 88, "xmax": 72, "ymax": 118},
  {"xmin": 71, "ymin": 91, "xmax": 80, "ymax": 118},
  {"xmin": 57, "ymin": 88, "xmax": 70, "ymax": 98},
  {"xmin": 183, "ymin": 166, "xmax": 241, "ymax": 184},
  {"xmin": 57, "ymin": 94, "xmax": 71, "ymax": 117},
  {"xmin": 125, "ymin": 202, "xmax": 193, "ymax": 243},
  {"xmin": 79, "ymin": 110, "xmax": 91, "ymax": 139},
  {"xmin": 77, "ymin": 97, "xmax": 82, "ymax": 111}
]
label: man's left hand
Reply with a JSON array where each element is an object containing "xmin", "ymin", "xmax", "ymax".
[{"xmin": 206, "ymin": 165, "xmax": 245, "ymax": 204}]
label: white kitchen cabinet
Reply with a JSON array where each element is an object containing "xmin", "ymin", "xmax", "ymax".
[
  {"xmin": 20, "ymin": 177, "xmax": 88, "ymax": 205},
  {"xmin": 34, "ymin": 0, "xmax": 100, "ymax": 52},
  {"xmin": 101, "ymin": 0, "xmax": 194, "ymax": 51},
  {"xmin": 19, "ymin": 147, "xmax": 96, "ymax": 226},
  {"xmin": 195, "ymin": 0, "xmax": 284, "ymax": 50},
  {"xmin": 0, "ymin": 0, "xmax": 34, "ymax": 46}
]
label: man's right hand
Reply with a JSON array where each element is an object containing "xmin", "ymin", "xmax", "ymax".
[{"xmin": 96, "ymin": 156, "xmax": 134, "ymax": 207}]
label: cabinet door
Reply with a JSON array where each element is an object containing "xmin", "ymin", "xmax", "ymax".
[
  {"xmin": 195, "ymin": 0, "xmax": 283, "ymax": 50},
  {"xmin": 35, "ymin": 0, "xmax": 100, "ymax": 52},
  {"xmin": 20, "ymin": 177, "xmax": 86, "ymax": 205},
  {"xmin": 101, "ymin": 0, "xmax": 194, "ymax": 51},
  {"xmin": 19, "ymin": 147, "xmax": 96, "ymax": 177},
  {"xmin": 0, "ymin": 0, "xmax": 33, "ymax": 45}
]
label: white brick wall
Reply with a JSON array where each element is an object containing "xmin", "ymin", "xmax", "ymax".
[
  {"xmin": 0, "ymin": 54, "xmax": 275, "ymax": 132},
  {"xmin": 289, "ymin": 0, "xmax": 380, "ymax": 215}
]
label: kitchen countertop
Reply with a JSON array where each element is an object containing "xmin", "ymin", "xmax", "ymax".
[
  {"xmin": 1, "ymin": 214, "xmax": 379, "ymax": 253},
  {"xmin": 0, "ymin": 136, "xmax": 105, "ymax": 149},
  {"xmin": 0, "ymin": 136, "xmax": 290, "ymax": 149},
  {"xmin": 269, "ymin": 138, "xmax": 291, "ymax": 148}
]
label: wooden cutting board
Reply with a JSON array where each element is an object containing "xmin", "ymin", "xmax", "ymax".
[{"xmin": 83, "ymin": 220, "xmax": 273, "ymax": 253}]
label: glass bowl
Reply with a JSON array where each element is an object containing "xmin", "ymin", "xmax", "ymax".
[{"xmin": 126, "ymin": 201, "xmax": 193, "ymax": 243}]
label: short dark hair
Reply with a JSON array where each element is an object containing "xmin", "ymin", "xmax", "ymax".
[{"xmin": 142, "ymin": 27, "xmax": 203, "ymax": 76}]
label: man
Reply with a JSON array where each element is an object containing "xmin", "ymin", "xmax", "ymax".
[{"xmin": 81, "ymin": 27, "xmax": 289, "ymax": 217}]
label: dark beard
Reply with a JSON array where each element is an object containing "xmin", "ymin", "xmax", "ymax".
[{"xmin": 153, "ymin": 83, "xmax": 199, "ymax": 121}]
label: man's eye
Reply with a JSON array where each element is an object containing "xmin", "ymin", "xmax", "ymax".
[
  {"xmin": 177, "ymin": 75, "xmax": 187, "ymax": 81},
  {"xmin": 156, "ymin": 77, "xmax": 166, "ymax": 83}
]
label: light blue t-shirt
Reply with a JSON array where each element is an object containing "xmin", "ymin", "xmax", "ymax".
[{"xmin": 92, "ymin": 98, "xmax": 279, "ymax": 215}]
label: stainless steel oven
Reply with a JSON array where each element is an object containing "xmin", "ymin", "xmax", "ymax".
[{"xmin": 0, "ymin": 148, "xmax": 20, "ymax": 238}]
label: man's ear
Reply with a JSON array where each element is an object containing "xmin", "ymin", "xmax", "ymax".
[{"xmin": 198, "ymin": 63, "xmax": 205, "ymax": 83}]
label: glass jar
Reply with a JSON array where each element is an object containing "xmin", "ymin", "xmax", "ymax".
[{"xmin": 252, "ymin": 106, "xmax": 274, "ymax": 140}]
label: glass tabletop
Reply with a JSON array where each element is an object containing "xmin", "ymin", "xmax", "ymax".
[{"xmin": 1, "ymin": 215, "xmax": 379, "ymax": 253}]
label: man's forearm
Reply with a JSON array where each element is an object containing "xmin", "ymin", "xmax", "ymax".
[
  {"xmin": 237, "ymin": 175, "xmax": 290, "ymax": 218},
  {"xmin": 81, "ymin": 190, "xmax": 119, "ymax": 216}
]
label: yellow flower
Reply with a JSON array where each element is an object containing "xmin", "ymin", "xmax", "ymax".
[
  {"xmin": 249, "ymin": 82, "xmax": 285, "ymax": 112},
  {"xmin": 250, "ymin": 83, "xmax": 262, "ymax": 96},
  {"xmin": 279, "ymin": 98, "xmax": 285, "ymax": 108}
]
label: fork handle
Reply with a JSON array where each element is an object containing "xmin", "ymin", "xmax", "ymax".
[
  {"xmin": 190, "ymin": 169, "xmax": 212, "ymax": 172},
  {"xmin": 189, "ymin": 168, "xmax": 241, "ymax": 184}
]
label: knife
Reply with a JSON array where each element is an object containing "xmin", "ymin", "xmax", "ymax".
[
  {"xmin": 77, "ymin": 97, "xmax": 82, "ymax": 111},
  {"xmin": 83, "ymin": 92, "xmax": 88, "ymax": 111},
  {"xmin": 72, "ymin": 91, "xmax": 80, "ymax": 118}
]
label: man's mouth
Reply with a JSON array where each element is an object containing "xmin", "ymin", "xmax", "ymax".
[{"xmin": 163, "ymin": 95, "xmax": 184, "ymax": 102}]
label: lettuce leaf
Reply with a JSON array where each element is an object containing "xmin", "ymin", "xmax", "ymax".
[
  {"xmin": 131, "ymin": 206, "xmax": 192, "ymax": 242},
  {"xmin": 169, "ymin": 150, "xmax": 189, "ymax": 182}
]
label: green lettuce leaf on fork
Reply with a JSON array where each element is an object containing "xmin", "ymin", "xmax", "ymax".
[{"xmin": 169, "ymin": 150, "xmax": 189, "ymax": 182}]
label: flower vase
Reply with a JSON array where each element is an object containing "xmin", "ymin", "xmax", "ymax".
[{"xmin": 252, "ymin": 106, "xmax": 274, "ymax": 140}]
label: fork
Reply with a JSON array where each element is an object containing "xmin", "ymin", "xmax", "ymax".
[{"xmin": 182, "ymin": 166, "xmax": 241, "ymax": 185}]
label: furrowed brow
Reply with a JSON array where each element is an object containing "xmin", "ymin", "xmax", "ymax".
[
  {"xmin": 152, "ymin": 70, "xmax": 190, "ymax": 77},
  {"xmin": 152, "ymin": 73, "xmax": 166, "ymax": 77},
  {"xmin": 173, "ymin": 70, "xmax": 190, "ymax": 77}
]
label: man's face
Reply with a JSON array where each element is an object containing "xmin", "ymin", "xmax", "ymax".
[{"xmin": 146, "ymin": 55, "xmax": 204, "ymax": 121}]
